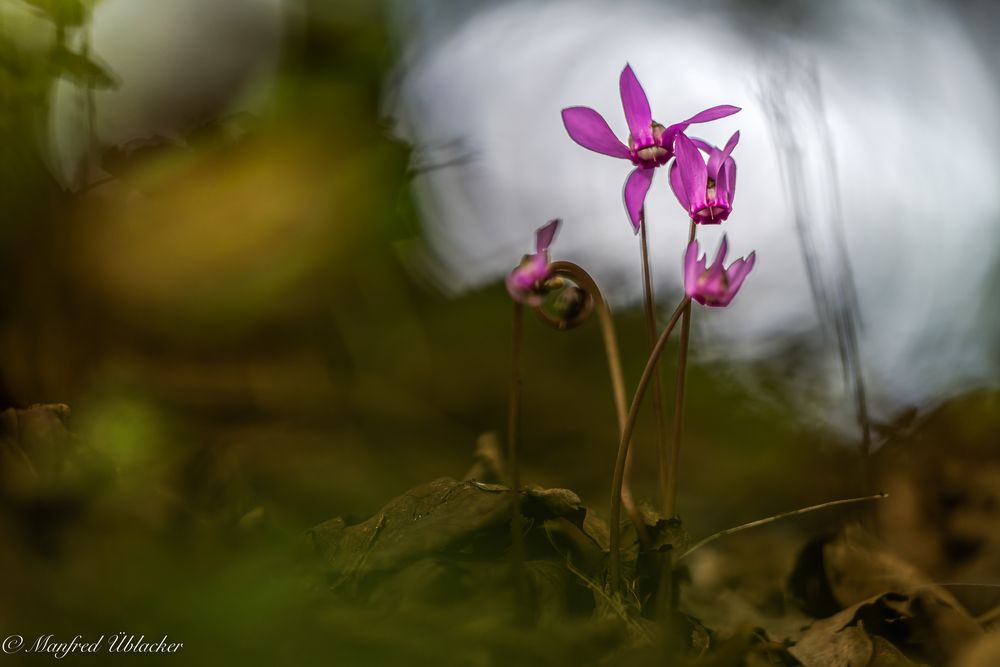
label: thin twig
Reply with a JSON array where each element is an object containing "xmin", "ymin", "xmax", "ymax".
[
  {"xmin": 919, "ymin": 582, "xmax": 1000, "ymax": 591},
  {"xmin": 676, "ymin": 492, "xmax": 889, "ymax": 562}
]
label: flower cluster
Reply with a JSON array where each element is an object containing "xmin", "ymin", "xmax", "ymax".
[
  {"xmin": 502, "ymin": 64, "xmax": 760, "ymax": 594},
  {"xmin": 561, "ymin": 65, "xmax": 739, "ymax": 232},
  {"xmin": 511, "ymin": 64, "xmax": 755, "ymax": 309}
]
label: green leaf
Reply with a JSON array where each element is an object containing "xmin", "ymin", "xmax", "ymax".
[
  {"xmin": 308, "ymin": 478, "xmax": 513, "ymax": 587},
  {"xmin": 308, "ymin": 478, "xmax": 608, "ymax": 592}
]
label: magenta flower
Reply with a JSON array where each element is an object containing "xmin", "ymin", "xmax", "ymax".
[
  {"xmin": 506, "ymin": 219, "xmax": 560, "ymax": 305},
  {"xmin": 670, "ymin": 131, "xmax": 739, "ymax": 225},
  {"xmin": 684, "ymin": 235, "xmax": 755, "ymax": 307},
  {"xmin": 561, "ymin": 64, "xmax": 740, "ymax": 232}
]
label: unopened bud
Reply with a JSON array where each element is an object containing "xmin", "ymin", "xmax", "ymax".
[{"xmin": 553, "ymin": 285, "xmax": 588, "ymax": 321}]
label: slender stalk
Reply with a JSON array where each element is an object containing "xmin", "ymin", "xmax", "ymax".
[
  {"xmin": 664, "ymin": 221, "xmax": 697, "ymax": 518},
  {"xmin": 544, "ymin": 262, "xmax": 649, "ymax": 547},
  {"xmin": 978, "ymin": 602, "xmax": 1000, "ymax": 626},
  {"xmin": 920, "ymin": 582, "xmax": 1000, "ymax": 592},
  {"xmin": 656, "ymin": 225, "xmax": 697, "ymax": 613},
  {"xmin": 675, "ymin": 492, "xmax": 889, "ymax": 562},
  {"xmin": 639, "ymin": 211, "xmax": 672, "ymax": 514},
  {"xmin": 507, "ymin": 301, "xmax": 529, "ymax": 606},
  {"xmin": 609, "ymin": 297, "xmax": 690, "ymax": 595}
]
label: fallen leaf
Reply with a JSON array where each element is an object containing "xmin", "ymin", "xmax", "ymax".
[{"xmin": 790, "ymin": 591, "xmax": 979, "ymax": 666}]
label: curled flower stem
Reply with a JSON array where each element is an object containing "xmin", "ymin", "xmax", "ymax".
[
  {"xmin": 540, "ymin": 261, "xmax": 649, "ymax": 547},
  {"xmin": 609, "ymin": 297, "xmax": 691, "ymax": 595},
  {"xmin": 507, "ymin": 301, "xmax": 529, "ymax": 606},
  {"xmin": 676, "ymin": 493, "xmax": 889, "ymax": 562},
  {"xmin": 639, "ymin": 212, "xmax": 672, "ymax": 516},
  {"xmin": 665, "ymin": 221, "xmax": 697, "ymax": 519}
]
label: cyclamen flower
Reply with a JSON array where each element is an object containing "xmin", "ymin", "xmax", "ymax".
[
  {"xmin": 670, "ymin": 131, "xmax": 739, "ymax": 225},
  {"xmin": 684, "ymin": 235, "xmax": 755, "ymax": 307},
  {"xmin": 561, "ymin": 64, "xmax": 739, "ymax": 232},
  {"xmin": 506, "ymin": 219, "xmax": 560, "ymax": 305}
]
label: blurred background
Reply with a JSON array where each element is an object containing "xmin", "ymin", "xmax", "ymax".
[{"xmin": 0, "ymin": 0, "xmax": 998, "ymax": 664}]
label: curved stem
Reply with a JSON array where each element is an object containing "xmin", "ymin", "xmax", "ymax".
[
  {"xmin": 507, "ymin": 301, "xmax": 529, "ymax": 606},
  {"xmin": 676, "ymin": 492, "xmax": 888, "ymax": 562},
  {"xmin": 639, "ymin": 212, "xmax": 672, "ymax": 515},
  {"xmin": 609, "ymin": 297, "xmax": 691, "ymax": 595},
  {"xmin": 546, "ymin": 261, "xmax": 649, "ymax": 547},
  {"xmin": 665, "ymin": 221, "xmax": 697, "ymax": 518},
  {"xmin": 979, "ymin": 602, "xmax": 1000, "ymax": 627}
]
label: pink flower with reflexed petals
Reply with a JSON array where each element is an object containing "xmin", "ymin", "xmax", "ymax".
[
  {"xmin": 506, "ymin": 219, "xmax": 560, "ymax": 305},
  {"xmin": 684, "ymin": 235, "xmax": 755, "ymax": 307},
  {"xmin": 670, "ymin": 131, "xmax": 740, "ymax": 225},
  {"xmin": 561, "ymin": 64, "xmax": 739, "ymax": 232}
]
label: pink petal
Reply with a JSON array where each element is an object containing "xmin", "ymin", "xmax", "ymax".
[
  {"xmin": 706, "ymin": 147, "xmax": 726, "ymax": 181},
  {"xmin": 506, "ymin": 271, "xmax": 528, "ymax": 299},
  {"xmin": 668, "ymin": 162, "xmax": 690, "ymax": 211},
  {"xmin": 506, "ymin": 273, "xmax": 544, "ymax": 306},
  {"xmin": 688, "ymin": 137, "xmax": 714, "ymax": 154},
  {"xmin": 717, "ymin": 159, "xmax": 737, "ymax": 206},
  {"xmin": 681, "ymin": 105, "xmax": 741, "ymax": 126},
  {"xmin": 674, "ymin": 133, "xmax": 707, "ymax": 213},
  {"xmin": 562, "ymin": 107, "xmax": 631, "ymax": 159},
  {"xmin": 714, "ymin": 291, "xmax": 734, "ymax": 307},
  {"xmin": 535, "ymin": 219, "xmax": 560, "ymax": 252},
  {"xmin": 683, "ymin": 239, "xmax": 700, "ymax": 297},
  {"xmin": 708, "ymin": 235, "xmax": 729, "ymax": 283},
  {"xmin": 527, "ymin": 252, "xmax": 550, "ymax": 282},
  {"xmin": 722, "ymin": 130, "xmax": 741, "ymax": 156},
  {"xmin": 664, "ymin": 106, "xmax": 741, "ymax": 141},
  {"xmin": 506, "ymin": 253, "xmax": 551, "ymax": 304},
  {"xmin": 707, "ymin": 130, "xmax": 740, "ymax": 177},
  {"xmin": 727, "ymin": 251, "xmax": 756, "ymax": 290},
  {"xmin": 714, "ymin": 251, "xmax": 755, "ymax": 307},
  {"xmin": 728, "ymin": 164, "xmax": 738, "ymax": 205},
  {"xmin": 724, "ymin": 257, "xmax": 746, "ymax": 281},
  {"xmin": 623, "ymin": 167, "xmax": 655, "ymax": 233},
  {"xmin": 619, "ymin": 64, "xmax": 653, "ymax": 143}
]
